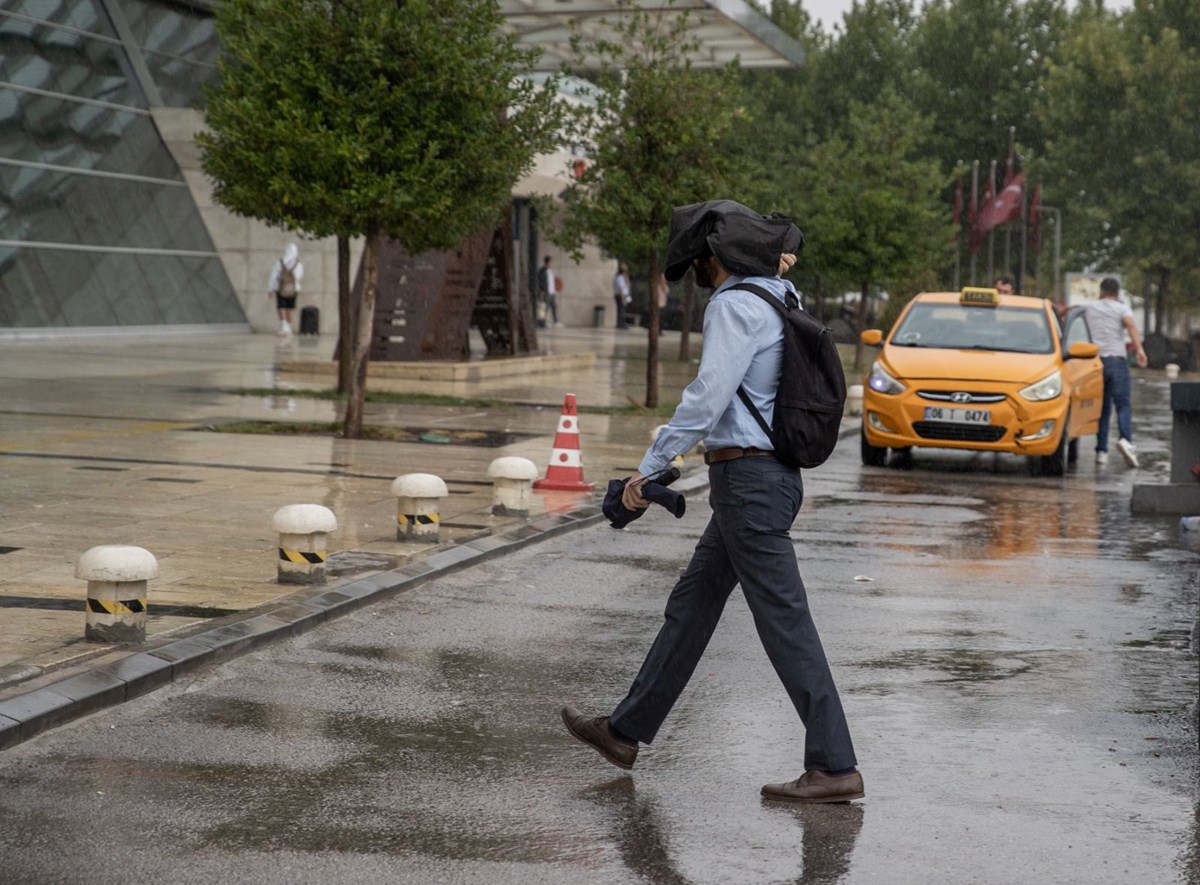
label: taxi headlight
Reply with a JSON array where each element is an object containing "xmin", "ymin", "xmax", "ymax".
[
  {"xmin": 868, "ymin": 361, "xmax": 907, "ymax": 396},
  {"xmin": 1019, "ymin": 370, "xmax": 1063, "ymax": 402}
]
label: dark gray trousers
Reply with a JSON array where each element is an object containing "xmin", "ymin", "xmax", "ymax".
[{"xmin": 609, "ymin": 456, "xmax": 857, "ymax": 772}]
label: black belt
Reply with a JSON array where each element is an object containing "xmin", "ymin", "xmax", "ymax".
[{"xmin": 703, "ymin": 446, "xmax": 776, "ymax": 465}]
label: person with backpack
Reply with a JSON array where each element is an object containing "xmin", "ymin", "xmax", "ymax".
[
  {"xmin": 561, "ymin": 200, "xmax": 861, "ymax": 804},
  {"xmin": 268, "ymin": 243, "xmax": 303, "ymax": 336}
]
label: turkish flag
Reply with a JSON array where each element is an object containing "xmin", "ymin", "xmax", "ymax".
[
  {"xmin": 1029, "ymin": 184, "xmax": 1042, "ymax": 252},
  {"xmin": 978, "ymin": 172, "xmax": 1024, "ymax": 233}
]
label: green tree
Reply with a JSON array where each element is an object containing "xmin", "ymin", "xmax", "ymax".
[
  {"xmin": 198, "ymin": 0, "xmax": 559, "ymax": 436},
  {"xmin": 1038, "ymin": 7, "xmax": 1200, "ymax": 330},
  {"xmin": 551, "ymin": 1, "xmax": 754, "ymax": 408},
  {"xmin": 797, "ymin": 90, "xmax": 949, "ymax": 368},
  {"xmin": 910, "ymin": 0, "xmax": 1069, "ymax": 167},
  {"xmin": 804, "ymin": 0, "xmax": 918, "ymax": 140}
]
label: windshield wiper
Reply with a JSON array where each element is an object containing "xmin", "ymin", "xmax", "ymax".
[{"xmin": 959, "ymin": 345, "xmax": 1037, "ymax": 353}]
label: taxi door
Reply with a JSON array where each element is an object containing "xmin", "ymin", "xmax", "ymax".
[{"xmin": 1061, "ymin": 307, "xmax": 1103, "ymax": 436}]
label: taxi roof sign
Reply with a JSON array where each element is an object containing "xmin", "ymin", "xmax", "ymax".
[{"xmin": 960, "ymin": 287, "xmax": 1000, "ymax": 307}]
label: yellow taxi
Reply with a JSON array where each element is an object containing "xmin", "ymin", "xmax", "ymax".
[{"xmin": 859, "ymin": 288, "xmax": 1103, "ymax": 476}]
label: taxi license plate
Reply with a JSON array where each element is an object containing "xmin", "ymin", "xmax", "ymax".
[{"xmin": 923, "ymin": 406, "xmax": 990, "ymax": 425}]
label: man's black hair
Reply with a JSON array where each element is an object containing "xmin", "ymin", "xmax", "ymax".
[
  {"xmin": 1100, "ymin": 277, "xmax": 1120, "ymax": 295},
  {"xmin": 995, "ymin": 274, "xmax": 1013, "ymax": 286}
]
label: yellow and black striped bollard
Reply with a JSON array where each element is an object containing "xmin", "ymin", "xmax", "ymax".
[
  {"xmin": 391, "ymin": 474, "xmax": 448, "ymax": 543},
  {"xmin": 76, "ymin": 545, "xmax": 158, "ymax": 643},
  {"xmin": 271, "ymin": 504, "xmax": 338, "ymax": 584}
]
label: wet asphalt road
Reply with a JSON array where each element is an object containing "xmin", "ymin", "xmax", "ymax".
[{"xmin": 0, "ymin": 379, "xmax": 1197, "ymax": 884}]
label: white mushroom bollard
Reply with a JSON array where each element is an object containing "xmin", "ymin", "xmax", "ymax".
[
  {"xmin": 272, "ymin": 504, "xmax": 337, "ymax": 584},
  {"xmin": 487, "ymin": 456, "xmax": 539, "ymax": 517},
  {"xmin": 76, "ymin": 545, "xmax": 158, "ymax": 643},
  {"xmin": 846, "ymin": 383, "xmax": 864, "ymax": 417},
  {"xmin": 391, "ymin": 473, "xmax": 448, "ymax": 543},
  {"xmin": 1165, "ymin": 363, "xmax": 1180, "ymax": 379}
]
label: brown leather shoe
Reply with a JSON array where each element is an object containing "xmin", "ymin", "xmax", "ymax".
[
  {"xmin": 561, "ymin": 705, "xmax": 638, "ymax": 770},
  {"xmin": 761, "ymin": 769, "xmax": 865, "ymax": 803}
]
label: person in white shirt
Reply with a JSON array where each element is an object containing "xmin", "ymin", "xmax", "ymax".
[
  {"xmin": 268, "ymin": 243, "xmax": 303, "ymax": 336},
  {"xmin": 613, "ymin": 262, "xmax": 631, "ymax": 329},
  {"xmin": 1083, "ymin": 277, "xmax": 1148, "ymax": 467},
  {"xmin": 537, "ymin": 256, "xmax": 560, "ymax": 327}
]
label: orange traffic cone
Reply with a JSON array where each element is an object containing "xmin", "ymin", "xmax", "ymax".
[{"xmin": 533, "ymin": 394, "xmax": 596, "ymax": 492}]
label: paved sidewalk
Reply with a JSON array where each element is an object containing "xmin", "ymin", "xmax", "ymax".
[{"xmin": 2, "ymin": 324, "xmax": 821, "ymax": 746}]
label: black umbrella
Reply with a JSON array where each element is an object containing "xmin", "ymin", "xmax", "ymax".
[{"xmin": 603, "ymin": 466, "xmax": 686, "ymax": 529}]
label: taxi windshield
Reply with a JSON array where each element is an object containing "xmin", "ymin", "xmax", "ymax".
[{"xmin": 890, "ymin": 303, "xmax": 1054, "ymax": 354}]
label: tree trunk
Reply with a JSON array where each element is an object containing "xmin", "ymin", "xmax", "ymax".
[
  {"xmin": 678, "ymin": 266, "xmax": 695, "ymax": 362},
  {"xmin": 343, "ymin": 229, "xmax": 380, "ymax": 438},
  {"xmin": 645, "ymin": 253, "xmax": 660, "ymax": 408},
  {"xmin": 853, "ymin": 280, "xmax": 870, "ymax": 370},
  {"xmin": 336, "ymin": 235, "xmax": 353, "ymax": 394}
]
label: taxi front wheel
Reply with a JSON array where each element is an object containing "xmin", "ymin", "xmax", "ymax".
[
  {"xmin": 861, "ymin": 426, "xmax": 888, "ymax": 467},
  {"xmin": 1029, "ymin": 414, "xmax": 1070, "ymax": 477}
]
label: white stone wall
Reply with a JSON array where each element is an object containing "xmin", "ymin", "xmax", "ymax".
[{"xmin": 152, "ymin": 108, "xmax": 362, "ymax": 335}]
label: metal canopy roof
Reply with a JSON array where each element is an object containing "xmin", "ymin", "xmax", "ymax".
[{"xmin": 498, "ymin": 0, "xmax": 806, "ymax": 70}]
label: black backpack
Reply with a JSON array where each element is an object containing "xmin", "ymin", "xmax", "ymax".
[{"xmin": 734, "ymin": 284, "xmax": 846, "ymax": 469}]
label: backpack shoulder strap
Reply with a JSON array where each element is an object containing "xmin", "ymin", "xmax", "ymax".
[{"xmin": 727, "ymin": 283, "xmax": 789, "ymax": 445}]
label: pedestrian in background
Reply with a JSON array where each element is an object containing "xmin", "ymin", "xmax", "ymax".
[
  {"xmin": 994, "ymin": 274, "xmax": 1014, "ymax": 295},
  {"xmin": 613, "ymin": 261, "xmax": 631, "ymax": 329},
  {"xmin": 1085, "ymin": 277, "xmax": 1148, "ymax": 467},
  {"xmin": 537, "ymin": 256, "xmax": 560, "ymax": 327},
  {"xmin": 269, "ymin": 243, "xmax": 303, "ymax": 337},
  {"xmin": 562, "ymin": 200, "xmax": 862, "ymax": 804},
  {"xmin": 652, "ymin": 272, "xmax": 669, "ymax": 335}
]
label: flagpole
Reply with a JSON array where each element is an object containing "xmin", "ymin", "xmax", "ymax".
[
  {"xmin": 953, "ymin": 161, "xmax": 963, "ymax": 291},
  {"xmin": 969, "ymin": 160, "xmax": 978, "ymax": 285},
  {"xmin": 1018, "ymin": 180, "xmax": 1027, "ymax": 294},
  {"xmin": 987, "ymin": 160, "xmax": 996, "ymax": 283},
  {"xmin": 1004, "ymin": 127, "xmax": 1015, "ymax": 280}
]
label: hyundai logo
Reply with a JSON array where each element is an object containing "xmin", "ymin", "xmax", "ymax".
[{"xmin": 950, "ymin": 392, "xmax": 973, "ymax": 404}]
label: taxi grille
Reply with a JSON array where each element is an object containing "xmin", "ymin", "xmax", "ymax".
[
  {"xmin": 913, "ymin": 422, "xmax": 1006, "ymax": 442},
  {"xmin": 918, "ymin": 390, "xmax": 1007, "ymax": 404}
]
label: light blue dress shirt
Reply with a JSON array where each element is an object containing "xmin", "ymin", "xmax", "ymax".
[{"xmin": 637, "ymin": 274, "xmax": 798, "ymax": 478}]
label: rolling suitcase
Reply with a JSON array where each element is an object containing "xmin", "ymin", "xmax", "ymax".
[{"xmin": 299, "ymin": 305, "xmax": 319, "ymax": 335}]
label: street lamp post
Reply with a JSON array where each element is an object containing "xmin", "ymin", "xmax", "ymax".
[{"xmin": 1035, "ymin": 204, "xmax": 1061, "ymax": 303}]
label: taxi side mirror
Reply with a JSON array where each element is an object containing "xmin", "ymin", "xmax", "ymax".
[
  {"xmin": 861, "ymin": 329, "xmax": 883, "ymax": 346},
  {"xmin": 1066, "ymin": 341, "xmax": 1099, "ymax": 360}
]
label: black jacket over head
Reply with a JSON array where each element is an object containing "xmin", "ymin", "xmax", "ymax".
[{"xmin": 664, "ymin": 200, "xmax": 804, "ymax": 283}]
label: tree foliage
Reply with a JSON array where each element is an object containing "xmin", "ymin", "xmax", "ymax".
[
  {"xmin": 552, "ymin": 2, "xmax": 754, "ymax": 407},
  {"xmin": 199, "ymin": 0, "xmax": 559, "ymax": 435},
  {"xmin": 1039, "ymin": 4, "xmax": 1200, "ymax": 323},
  {"xmin": 797, "ymin": 90, "xmax": 950, "ymax": 366}
]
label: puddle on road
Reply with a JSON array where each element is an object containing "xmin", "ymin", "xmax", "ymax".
[{"xmin": 853, "ymin": 648, "xmax": 1035, "ymax": 684}]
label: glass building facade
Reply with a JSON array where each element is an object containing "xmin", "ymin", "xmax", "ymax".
[{"xmin": 0, "ymin": 0, "xmax": 246, "ymax": 332}]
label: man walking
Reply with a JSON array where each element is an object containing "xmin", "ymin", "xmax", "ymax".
[
  {"xmin": 613, "ymin": 261, "xmax": 631, "ymax": 329},
  {"xmin": 537, "ymin": 255, "xmax": 560, "ymax": 327},
  {"xmin": 1085, "ymin": 277, "xmax": 1148, "ymax": 467},
  {"xmin": 561, "ymin": 200, "xmax": 862, "ymax": 804}
]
